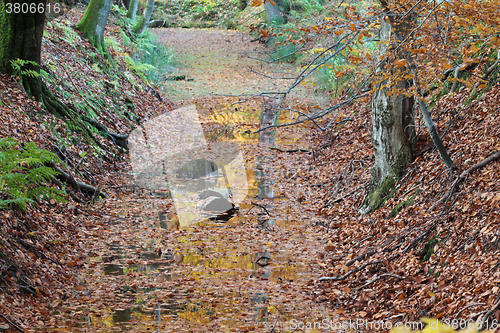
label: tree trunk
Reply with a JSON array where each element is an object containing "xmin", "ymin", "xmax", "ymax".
[
  {"xmin": 264, "ymin": 0, "xmax": 287, "ymax": 24},
  {"xmin": 127, "ymin": 0, "xmax": 138, "ymax": 22},
  {"xmin": 132, "ymin": 0, "xmax": 155, "ymax": 35},
  {"xmin": 414, "ymin": 87, "xmax": 454, "ymax": 169},
  {"xmin": 359, "ymin": 15, "xmax": 415, "ymax": 215},
  {"xmin": 76, "ymin": 0, "xmax": 112, "ymax": 56},
  {"xmin": 0, "ymin": 0, "xmax": 46, "ymax": 101},
  {"xmin": 122, "ymin": 0, "xmax": 130, "ymax": 10}
]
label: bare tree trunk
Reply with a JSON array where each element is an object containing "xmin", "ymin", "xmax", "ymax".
[
  {"xmin": 259, "ymin": 97, "xmax": 280, "ymax": 147},
  {"xmin": 264, "ymin": 0, "xmax": 287, "ymax": 24},
  {"xmin": 414, "ymin": 86, "xmax": 454, "ymax": 169},
  {"xmin": 359, "ymin": 15, "xmax": 415, "ymax": 215}
]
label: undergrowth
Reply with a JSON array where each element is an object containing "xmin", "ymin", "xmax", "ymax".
[
  {"xmin": 154, "ymin": 0, "xmax": 242, "ymax": 29},
  {"xmin": 109, "ymin": 30, "xmax": 177, "ymax": 86},
  {"xmin": 0, "ymin": 138, "xmax": 66, "ymax": 211}
]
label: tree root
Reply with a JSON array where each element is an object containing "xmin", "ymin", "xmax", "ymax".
[
  {"xmin": 429, "ymin": 151, "xmax": 500, "ymax": 211},
  {"xmin": 454, "ymin": 303, "xmax": 486, "ymax": 319},
  {"xmin": 353, "ymin": 273, "xmax": 404, "ymax": 292},
  {"xmin": 46, "ymin": 162, "xmax": 107, "ymax": 199},
  {"xmin": 478, "ymin": 300, "xmax": 500, "ymax": 331},
  {"xmin": 53, "ymin": 165, "xmax": 107, "ymax": 198},
  {"xmin": 269, "ymin": 147, "xmax": 310, "ymax": 153},
  {"xmin": 82, "ymin": 116, "xmax": 128, "ymax": 150},
  {"xmin": 14, "ymin": 238, "xmax": 61, "ymax": 266},
  {"xmin": 41, "ymin": 83, "xmax": 114, "ymax": 162}
]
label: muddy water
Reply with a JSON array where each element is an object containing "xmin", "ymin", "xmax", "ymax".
[
  {"xmin": 60, "ymin": 158, "xmax": 334, "ymax": 332},
  {"xmin": 56, "ymin": 29, "xmax": 337, "ymax": 333}
]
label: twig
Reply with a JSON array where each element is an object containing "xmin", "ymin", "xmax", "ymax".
[
  {"xmin": 0, "ymin": 313, "xmax": 24, "ymax": 332},
  {"xmin": 269, "ymin": 318, "xmax": 279, "ymax": 332},
  {"xmin": 469, "ymin": 310, "xmax": 488, "ymax": 321},
  {"xmin": 91, "ymin": 156, "xmax": 104, "ymax": 205},
  {"xmin": 401, "ymin": 221, "xmax": 438, "ymax": 254},
  {"xmin": 454, "ymin": 303, "xmax": 486, "ymax": 319},
  {"xmin": 324, "ymin": 185, "xmax": 363, "ymax": 207},
  {"xmin": 478, "ymin": 300, "xmax": 500, "ymax": 331},
  {"xmin": 353, "ymin": 273, "xmax": 404, "ymax": 292},
  {"xmin": 319, "ymin": 254, "xmax": 399, "ymax": 282},
  {"xmin": 269, "ymin": 147, "xmax": 310, "ymax": 153},
  {"xmin": 14, "ymin": 238, "xmax": 61, "ymax": 266},
  {"xmin": 346, "ymin": 248, "xmax": 378, "ymax": 266},
  {"xmin": 429, "ymin": 151, "xmax": 500, "ymax": 211},
  {"xmin": 247, "ymin": 96, "xmax": 364, "ymax": 134},
  {"xmin": 250, "ymin": 201, "xmax": 271, "ymax": 216}
]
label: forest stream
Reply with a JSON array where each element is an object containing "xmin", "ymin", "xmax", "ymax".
[{"xmin": 52, "ymin": 28, "xmax": 340, "ymax": 332}]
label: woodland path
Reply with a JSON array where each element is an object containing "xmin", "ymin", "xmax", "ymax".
[{"xmin": 53, "ymin": 29, "xmax": 339, "ymax": 332}]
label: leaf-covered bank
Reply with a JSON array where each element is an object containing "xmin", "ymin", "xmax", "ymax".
[{"xmin": 0, "ymin": 4, "xmax": 173, "ymax": 329}]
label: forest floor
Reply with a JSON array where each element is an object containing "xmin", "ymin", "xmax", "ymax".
[{"xmin": 0, "ymin": 6, "xmax": 500, "ymax": 333}]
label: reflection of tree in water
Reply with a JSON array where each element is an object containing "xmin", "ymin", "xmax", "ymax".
[
  {"xmin": 174, "ymin": 158, "xmax": 218, "ymax": 179},
  {"xmin": 113, "ymin": 308, "xmax": 131, "ymax": 324},
  {"xmin": 255, "ymin": 157, "xmax": 274, "ymax": 200}
]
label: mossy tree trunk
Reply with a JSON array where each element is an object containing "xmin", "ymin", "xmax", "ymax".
[
  {"xmin": 132, "ymin": 0, "xmax": 155, "ymax": 35},
  {"xmin": 76, "ymin": 0, "xmax": 112, "ymax": 56},
  {"xmin": 0, "ymin": 0, "xmax": 46, "ymax": 101},
  {"xmin": 359, "ymin": 12, "xmax": 416, "ymax": 215}
]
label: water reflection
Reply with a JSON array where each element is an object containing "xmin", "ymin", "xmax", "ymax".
[
  {"xmin": 65, "ymin": 104, "xmax": 315, "ymax": 331},
  {"xmin": 89, "ymin": 245, "xmax": 302, "ymax": 330}
]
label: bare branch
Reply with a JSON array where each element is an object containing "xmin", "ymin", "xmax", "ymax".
[
  {"xmin": 248, "ymin": 93, "xmax": 367, "ymax": 134},
  {"xmin": 353, "ymin": 273, "xmax": 405, "ymax": 292}
]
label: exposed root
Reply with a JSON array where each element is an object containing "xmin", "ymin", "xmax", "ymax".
[{"xmin": 429, "ymin": 151, "xmax": 500, "ymax": 211}]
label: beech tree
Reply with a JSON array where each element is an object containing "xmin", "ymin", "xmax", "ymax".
[
  {"xmin": 251, "ymin": 0, "xmax": 289, "ymax": 24},
  {"xmin": 132, "ymin": 0, "xmax": 155, "ymax": 35},
  {"xmin": 359, "ymin": 9, "xmax": 416, "ymax": 214},
  {"xmin": 76, "ymin": 0, "xmax": 112, "ymax": 56},
  {"xmin": 263, "ymin": 0, "xmax": 287, "ymax": 24},
  {"xmin": 0, "ymin": 0, "xmax": 47, "ymax": 100},
  {"xmin": 127, "ymin": 0, "xmax": 138, "ymax": 22},
  {"xmin": 0, "ymin": 0, "xmax": 80, "ymax": 118},
  {"xmin": 248, "ymin": 0, "xmax": 500, "ymax": 213}
]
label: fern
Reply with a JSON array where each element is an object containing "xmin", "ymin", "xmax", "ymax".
[
  {"xmin": 53, "ymin": 20, "xmax": 81, "ymax": 47},
  {"xmin": 0, "ymin": 138, "xmax": 67, "ymax": 211},
  {"xmin": 10, "ymin": 59, "xmax": 40, "ymax": 78}
]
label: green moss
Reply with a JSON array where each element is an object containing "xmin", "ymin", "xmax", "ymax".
[
  {"xmin": 76, "ymin": 0, "xmax": 112, "ymax": 60},
  {"xmin": 361, "ymin": 147, "xmax": 412, "ymax": 214},
  {"xmin": 420, "ymin": 234, "xmax": 444, "ymax": 262},
  {"xmin": 363, "ymin": 176, "xmax": 397, "ymax": 212},
  {"xmin": 389, "ymin": 193, "xmax": 417, "ymax": 218}
]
